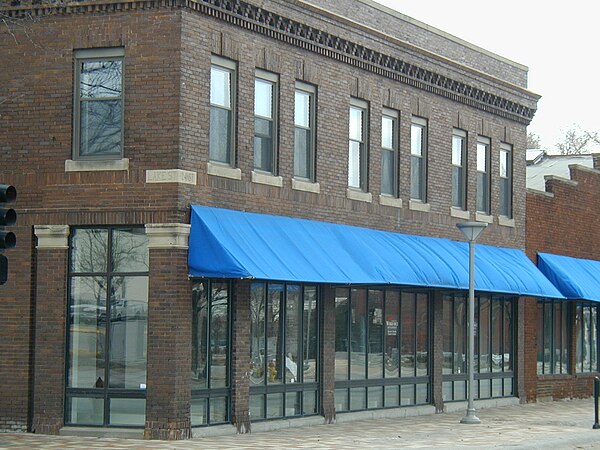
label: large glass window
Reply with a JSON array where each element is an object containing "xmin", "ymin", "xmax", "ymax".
[
  {"xmin": 381, "ymin": 109, "xmax": 399, "ymax": 197},
  {"xmin": 294, "ymin": 82, "xmax": 316, "ymax": 181},
  {"xmin": 452, "ymin": 129, "xmax": 467, "ymax": 210},
  {"xmin": 499, "ymin": 143, "xmax": 513, "ymax": 218},
  {"xmin": 410, "ymin": 118, "xmax": 427, "ymax": 201},
  {"xmin": 73, "ymin": 48, "xmax": 124, "ymax": 160},
  {"xmin": 442, "ymin": 294, "xmax": 515, "ymax": 402},
  {"xmin": 537, "ymin": 300, "xmax": 569, "ymax": 375},
  {"xmin": 476, "ymin": 137, "xmax": 491, "ymax": 214},
  {"xmin": 210, "ymin": 56, "xmax": 236, "ymax": 165},
  {"xmin": 191, "ymin": 281, "xmax": 231, "ymax": 426},
  {"xmin": 575, "ymin": 302, "xmax": 599, "ymax": 373},
  {"xmin": 250, "ymin": 283, "xmax": 319, "ymax": 420},
  {"xmin": 348, "ymin": 99, "xmax": 369, "ymax": 191},
  {"xmin": 66, "ymin": 227, "xmax": 148, "ymax": 426},
  {"xmin": 254, "ymin": 70, "xmax": 278, "ymax": 174},
  {"xmin": 335, "ymin": 288, "xmax": 429, "ymax": 412}
]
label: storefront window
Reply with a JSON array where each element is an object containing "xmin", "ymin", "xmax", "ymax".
[
  {"xmin": 334, "ymin": 288, "xmax": 430, "ymax": 412},
  {"xmin": 191, "ymin": 281, "xmax": 231, "ymax": 426},
  {"xmin": 537, "ymin": 300, "xmax": 569, "ymax": 375},
  {"xmin": 66, "ymin": 227, "xmax": 148, "ymax": 426},
  {"xmin": 250, "ymin": 282, "xmax": 319, "ymax": 420},
  {"xmin": 575, "ymin": 302, "xmax": 599, "ymax": 373},
  {"xmin": 442, "ymin": 294, "xmax": 515, "ymax": 402}
]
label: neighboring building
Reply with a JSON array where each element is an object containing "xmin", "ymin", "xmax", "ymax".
[
  {"xmin": 1, "ymin": 0, "xmax": 558, "ymax": 440},
  {"xmin": 526, "ymin": 154, "xmax": 600, "ymax": 401},
  {"xmin": 526, "ymin": 151, "xmax": 593, "ymax": 191}
]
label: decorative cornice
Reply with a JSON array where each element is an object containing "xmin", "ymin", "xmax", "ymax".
[
  {"xmin": 186, "ymin": 0, "xmax": 536, "ymax": 124},
  {"xmin": 3, "ymin": 0, "xmax": 537, "ymax": 123}
]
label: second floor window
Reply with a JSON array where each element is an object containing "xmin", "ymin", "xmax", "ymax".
[
  {"xmin": 476, "ymin": 137, "xmax": 491, "ymax": 214},
  {"xmin": 254, "ymin": 70, "xmax": 278, "ymax": 174},
  {"xmin": 294, "ymin": 82, "xmax": 316, "ymax": 181},
  {"xmin": 73, "ymin": 48, "xmax": 124, "ymax": 160},
  {"xmin": 381, "ymin": 109, "xmax": 399, "ymax": 197},
  {"xmin": 499, "ymin": 143, "xmax": 513, "ymax": 218},
  {"xmin": 410, "ymin": 118, "xmax": 427, "ymax": 201},
  {"xmin": 209, "ymin": 56, "xmax": 236, "ymax": 165},
  {"xmin": 348, "ymin": 99, "xmax": 368, "ymax": 191},
  {"xmin": 452, "ymin": 130, "xmax": 467, "ymax": 210}
]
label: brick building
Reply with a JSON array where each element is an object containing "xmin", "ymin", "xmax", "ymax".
[
  {"xmin": 0, "ymin": 0, "xmax": 559, "ymax": 440},
  {"xmin": 525, "ymin": 154, "xmax": 600, "ymax": 402}
]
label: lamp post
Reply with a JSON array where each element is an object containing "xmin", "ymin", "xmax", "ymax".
[{"xmin": 456, "ymin": 221, "xmax": 487, "ymax": 424}]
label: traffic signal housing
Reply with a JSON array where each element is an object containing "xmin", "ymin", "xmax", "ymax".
[{"xmin": 0, "ymin": 184, "xmax": 16, "ymax": 285}]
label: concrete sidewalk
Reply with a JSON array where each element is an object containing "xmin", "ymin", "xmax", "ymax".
[{"xmin": 2, "ymin": 398, "xmax": 600, "ymax": 449}]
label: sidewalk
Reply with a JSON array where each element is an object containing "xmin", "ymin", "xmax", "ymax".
[{"xmin": 1, "ymin": 398, "xmax": 600, "ymax": 449}]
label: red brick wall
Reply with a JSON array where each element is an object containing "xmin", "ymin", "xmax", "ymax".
[
  {"xmin": 0, "ymin": 0, "xmax": 536, "ymax": 432},
  {"xmin": 145, "ymin": 247, "xmax": 192, "ymax": 439},
  {"xmin": 526, "ymin": 164, "xmax": 600, "ymax": 401}
]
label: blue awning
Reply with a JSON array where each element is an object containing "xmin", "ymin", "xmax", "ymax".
[
  {"xmin": 538, "ymin": 253, "xmax": 600, "ymax": 301},
  {"xmin": 188, "ymin": 205, "xmax": 563, "ymax": 298}
]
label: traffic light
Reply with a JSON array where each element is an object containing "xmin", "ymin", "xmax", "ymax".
[{"xmin": 0, "ymin": 184, "xmax": 16, "ymax": 285}]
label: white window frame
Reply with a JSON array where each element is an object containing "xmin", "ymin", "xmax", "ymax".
[
  {"xmin": 209, "ymin": 55, "xmax": 236, "ymax": 166},
  {"xmin": 73, "ymin": 47, "xmax": 125, "ymax": 161},
  {"xmin": 254, "ymin": 69, "xmax": 279, "ymax": 175},
  {"xmin": 410, "ymin": 117, "xmax": 427, "ymax": 202},
  {"xmin": 348, "ymin": 98, "xmax": 369, "ymax": 192},
  {"xmin": 476, "ymin": 136, "xmax": 491, "ymax": 214},
  {"xmin": 294, "ymin": 81, "xmax": 317, "ymax": 182},
  {"xmin": 381, "ymin": 108, "xmax": 399, "ymax": 197},
  {"xmin": 499, "ymin": 142, "xmax": 513, "ymax": 218},
  {"xmin": 452, "ymin": 129, "xmax": 467, "ymax": 210}
]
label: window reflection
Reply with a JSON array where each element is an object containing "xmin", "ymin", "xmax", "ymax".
[{"xmin": 250, "ymin": 282, "xmax": 320, "ymax": 419}]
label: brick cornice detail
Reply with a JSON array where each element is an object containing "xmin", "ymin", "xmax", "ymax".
[{"xmin": 3, "ymin": 0, "xmax": 536, "ymax": 123}]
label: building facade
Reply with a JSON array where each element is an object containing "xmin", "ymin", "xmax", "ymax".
[
  {"xmin": 1, "ymin": 0, "xmax": 548, "ymax": 439},
  {"xmin": 525, "ymin": 155, "xmax": 600, "ymax": 402}
]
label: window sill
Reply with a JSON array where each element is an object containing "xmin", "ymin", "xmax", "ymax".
[
  {"xmin": 252, "ymin": 171, "xmax": 283, "ymax": 187},
  {"xmin": 409, "ymin": 200, "xmax": 430, "ymax": 213},
  {"xmin": 498, "ymin": 216, "xmax": 515, "ymax": 228},
  {"xmin": 379, "ymin": 195, "xmax": 402, "ymax": 208},
  {"xmin": 346, "ymin": 188, "xmax": 372, "ymax": 203},
  {"xmin": 207, "ymin": 162, "xmax": 242, "ymax": 180},
  {"xmin": 65, "ymin": 158, "xmax": 129, "ymax": 172},
  {"xmin": 450, "ymin": 207, "xmax": 470, "ymax": 220},
  {"xmin": 475, "ymin": 212, "xmax": 494, "ymax": 223},
  {"xmin": 292, "ymin": 178, "xmax": 320, "ymax": 194}
]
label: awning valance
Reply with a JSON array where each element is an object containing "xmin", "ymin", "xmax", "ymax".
[
  {"xmin": 188, "ymin": 205, "xmax": 563, "ymax": 298},
  {"xmin": 538, "ymin": 252, "xmax": 600, "ymax": 302}
]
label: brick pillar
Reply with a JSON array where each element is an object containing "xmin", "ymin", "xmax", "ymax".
[
  {"xmin": 32, "ymin": 225, "xmax": 69, "ymax": 434},
  {"xmin": 144, "ymin": 224, "xmax": 192, "ymax": 440},
  {"xmin": 320, "ymin": 285, "xmax": 336, "ymax": 423},
  {"xmin": 431, "ymin": 292, "xmax": 444, "ymax": 413},
  {"xmin": 231, "ymin": 280, "xmax": 251, "ymax": 433},
  {"xmin": 521, "ymin": 296, "xmax": 538, "ymax": 402}
]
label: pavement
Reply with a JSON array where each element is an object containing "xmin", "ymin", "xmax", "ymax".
[{"xmin": 2, "ymin": 398, "xmax": 600, "ymax": 449}]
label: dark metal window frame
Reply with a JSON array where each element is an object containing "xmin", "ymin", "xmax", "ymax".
[
  {"xmin": 191, "ymin": 280, "xmax": 233, "ymax": 426},
  {"xmin": 575, "ymin": 301, "xmax": 600, "ymax": 374},
  {"xmin": 537, "ymin": 299, "xmax": 570, "ymax": 375},
  {"xmin": 72, "ymin": 47, "xmax": 125, "ymax": 161},
  {"xmin": 64, "ymin": 225, "xmax": 148, "ymax": 428},
  {"xmin": 249, "ymin": 282, "xmax": 321, "ymax": 421},
  {"xmin": 334, "ymin": 288, "xmax": 431, "ymax": 412},
  {"xmin": 442, "ymin": 293, "xmax": 516, "ymax": 402}
]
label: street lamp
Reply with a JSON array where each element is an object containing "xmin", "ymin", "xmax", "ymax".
[{"xmin": 456, "ymin": 221, "xmax": 487, "ymax": 424}]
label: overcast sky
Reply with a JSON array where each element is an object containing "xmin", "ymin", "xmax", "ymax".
[{"xmin": 371, "ymin": 0, "xmax": 598, "ymax": 151}]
